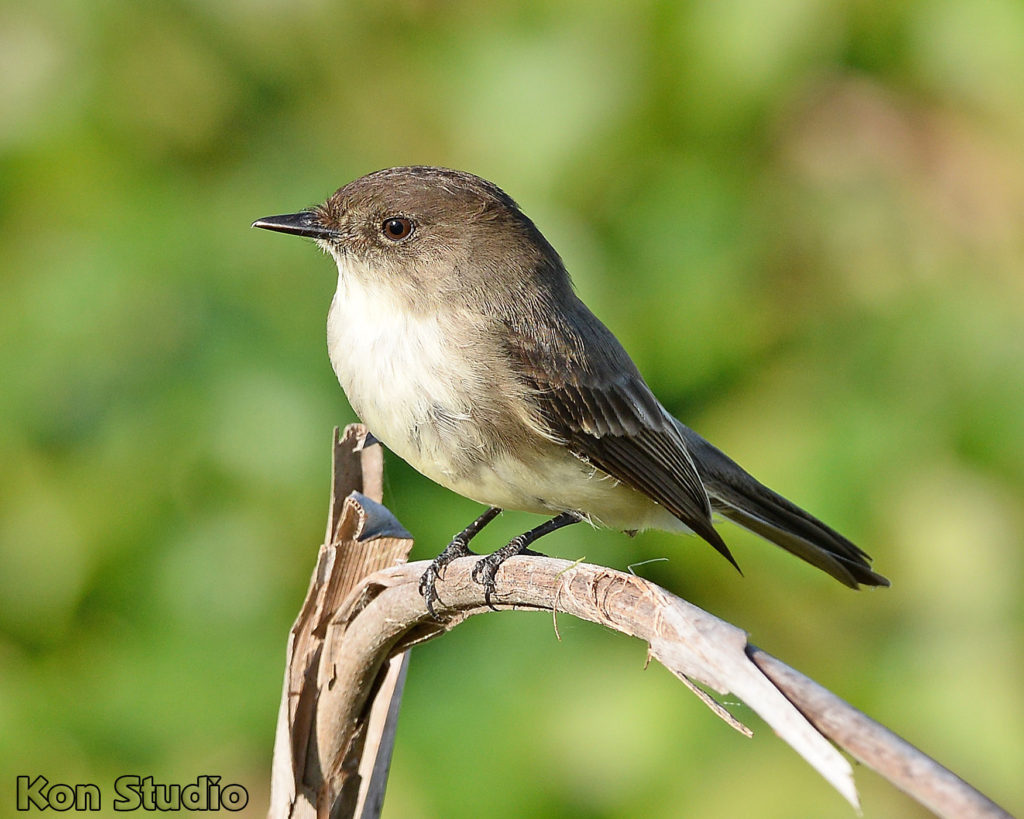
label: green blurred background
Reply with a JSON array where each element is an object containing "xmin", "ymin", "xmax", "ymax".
[{"xmin": 1, "ymin": 0, "xmax": 1022, "ymax": 816}]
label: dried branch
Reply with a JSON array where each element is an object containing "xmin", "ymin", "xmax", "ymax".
[
  {"xmin": 746, "ymin": 650, "xmax": 1010, "ymax": 818},
  {"xmin": 269, "ymin": 425, "xmax": 1013, "ymax": 819},
  {"xmin": 269, "ymin": 426, "xmax": 413, "ymax": 819}
]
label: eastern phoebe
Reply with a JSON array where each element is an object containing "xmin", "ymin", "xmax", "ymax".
[{"xmin": 253, "ymin": 166, "xmax": 888, "ymax": 613}]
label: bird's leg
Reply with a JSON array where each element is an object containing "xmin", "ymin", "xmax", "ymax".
[
  {"xmin": 472, "ymin": 511, "xmax": 585, "ymax": 609},
  {"xmin": 419, "ymin": 506, "xmax": 502, "ymax": 617}
]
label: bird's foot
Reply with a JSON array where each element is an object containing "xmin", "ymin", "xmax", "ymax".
[
  {"xmin": 421, "ymin": 509, "xmax": 579, "ymax": 615},
  {"xmin": 469, "ymin": 511, "xmax": 583, "ymax": 608},
  {"xmin": 419, "ymin": 507, "xmax": 503, "ymax": 618},
  {"xmin": 470, "ymin": 539, "xmax": 545, "ymax": 610},
  {"xmin": 419, "ymin": 537, "xmax": 477, "ymax": 618}
]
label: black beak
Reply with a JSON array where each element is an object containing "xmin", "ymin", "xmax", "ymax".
[{"xmin": 251, "ymin": 211, "xmax": 336, "ymax": 240}]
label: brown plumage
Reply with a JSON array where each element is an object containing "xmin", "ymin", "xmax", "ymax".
[{"xmin": 253, "ymin": 165, "xmax": 889, "ymax": 611}]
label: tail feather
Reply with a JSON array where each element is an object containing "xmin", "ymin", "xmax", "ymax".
[{"xmin": 676, "ymin": 422, "xmax": 890, "ymax": 589}]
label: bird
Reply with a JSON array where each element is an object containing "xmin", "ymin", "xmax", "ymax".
[{"xmin": 253, "ymin": 166, "xmax": 888, "ymax": 614}]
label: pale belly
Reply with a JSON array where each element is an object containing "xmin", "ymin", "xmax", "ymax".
[
  {"xmin": 325, "ymin": 266, "xmax": 686, "ymax": 535},
  {"xmin": 442, "ymin": 443, "xmax": 690, "ymax": 533},
  {"xmin": 325, "ymin": 282, "xmax": 503, "ymax": 486}
]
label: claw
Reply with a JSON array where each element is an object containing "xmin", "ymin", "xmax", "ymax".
[
  {"xmin": 419, "ymin": 507, "xmax": 503, "ymax": 619},
  {"xmin": 470, "ymin": 555, "xmax": 502, "ymax": 609},
  {"xmin": 420, "ymin": 509, "xmax": 582, "ymax": 616},
  {"xmin": 418, "ymin": 536, "xmax": 476, "ymax": 619}
]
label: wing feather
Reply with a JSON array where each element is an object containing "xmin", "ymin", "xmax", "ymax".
[{"xmin": 502, "ymin": 307, "xmax": 736, "ymax": 567}]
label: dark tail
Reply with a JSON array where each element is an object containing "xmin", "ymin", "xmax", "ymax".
[{"xmin": 676, "ymin": 422, "xmax": 889, "ymax": 589}]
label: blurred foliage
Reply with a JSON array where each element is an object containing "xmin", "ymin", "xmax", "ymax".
[{"xmin": 1, "ymin": 0, "xmax": 1022, "ymax": 816}]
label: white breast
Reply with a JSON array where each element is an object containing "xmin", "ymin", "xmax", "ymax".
[
  {"xmin": 325, "ymin": 256, "xmax": 487, "ymax": 484},
  {"xmin": 323, "ymin": 252, "xmax": 681, "ymax": 533}
]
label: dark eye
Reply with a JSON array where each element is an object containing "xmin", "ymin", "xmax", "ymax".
[{"xmin": 381, "ymin": 217, "xmax": 414, "ymax": 241}]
